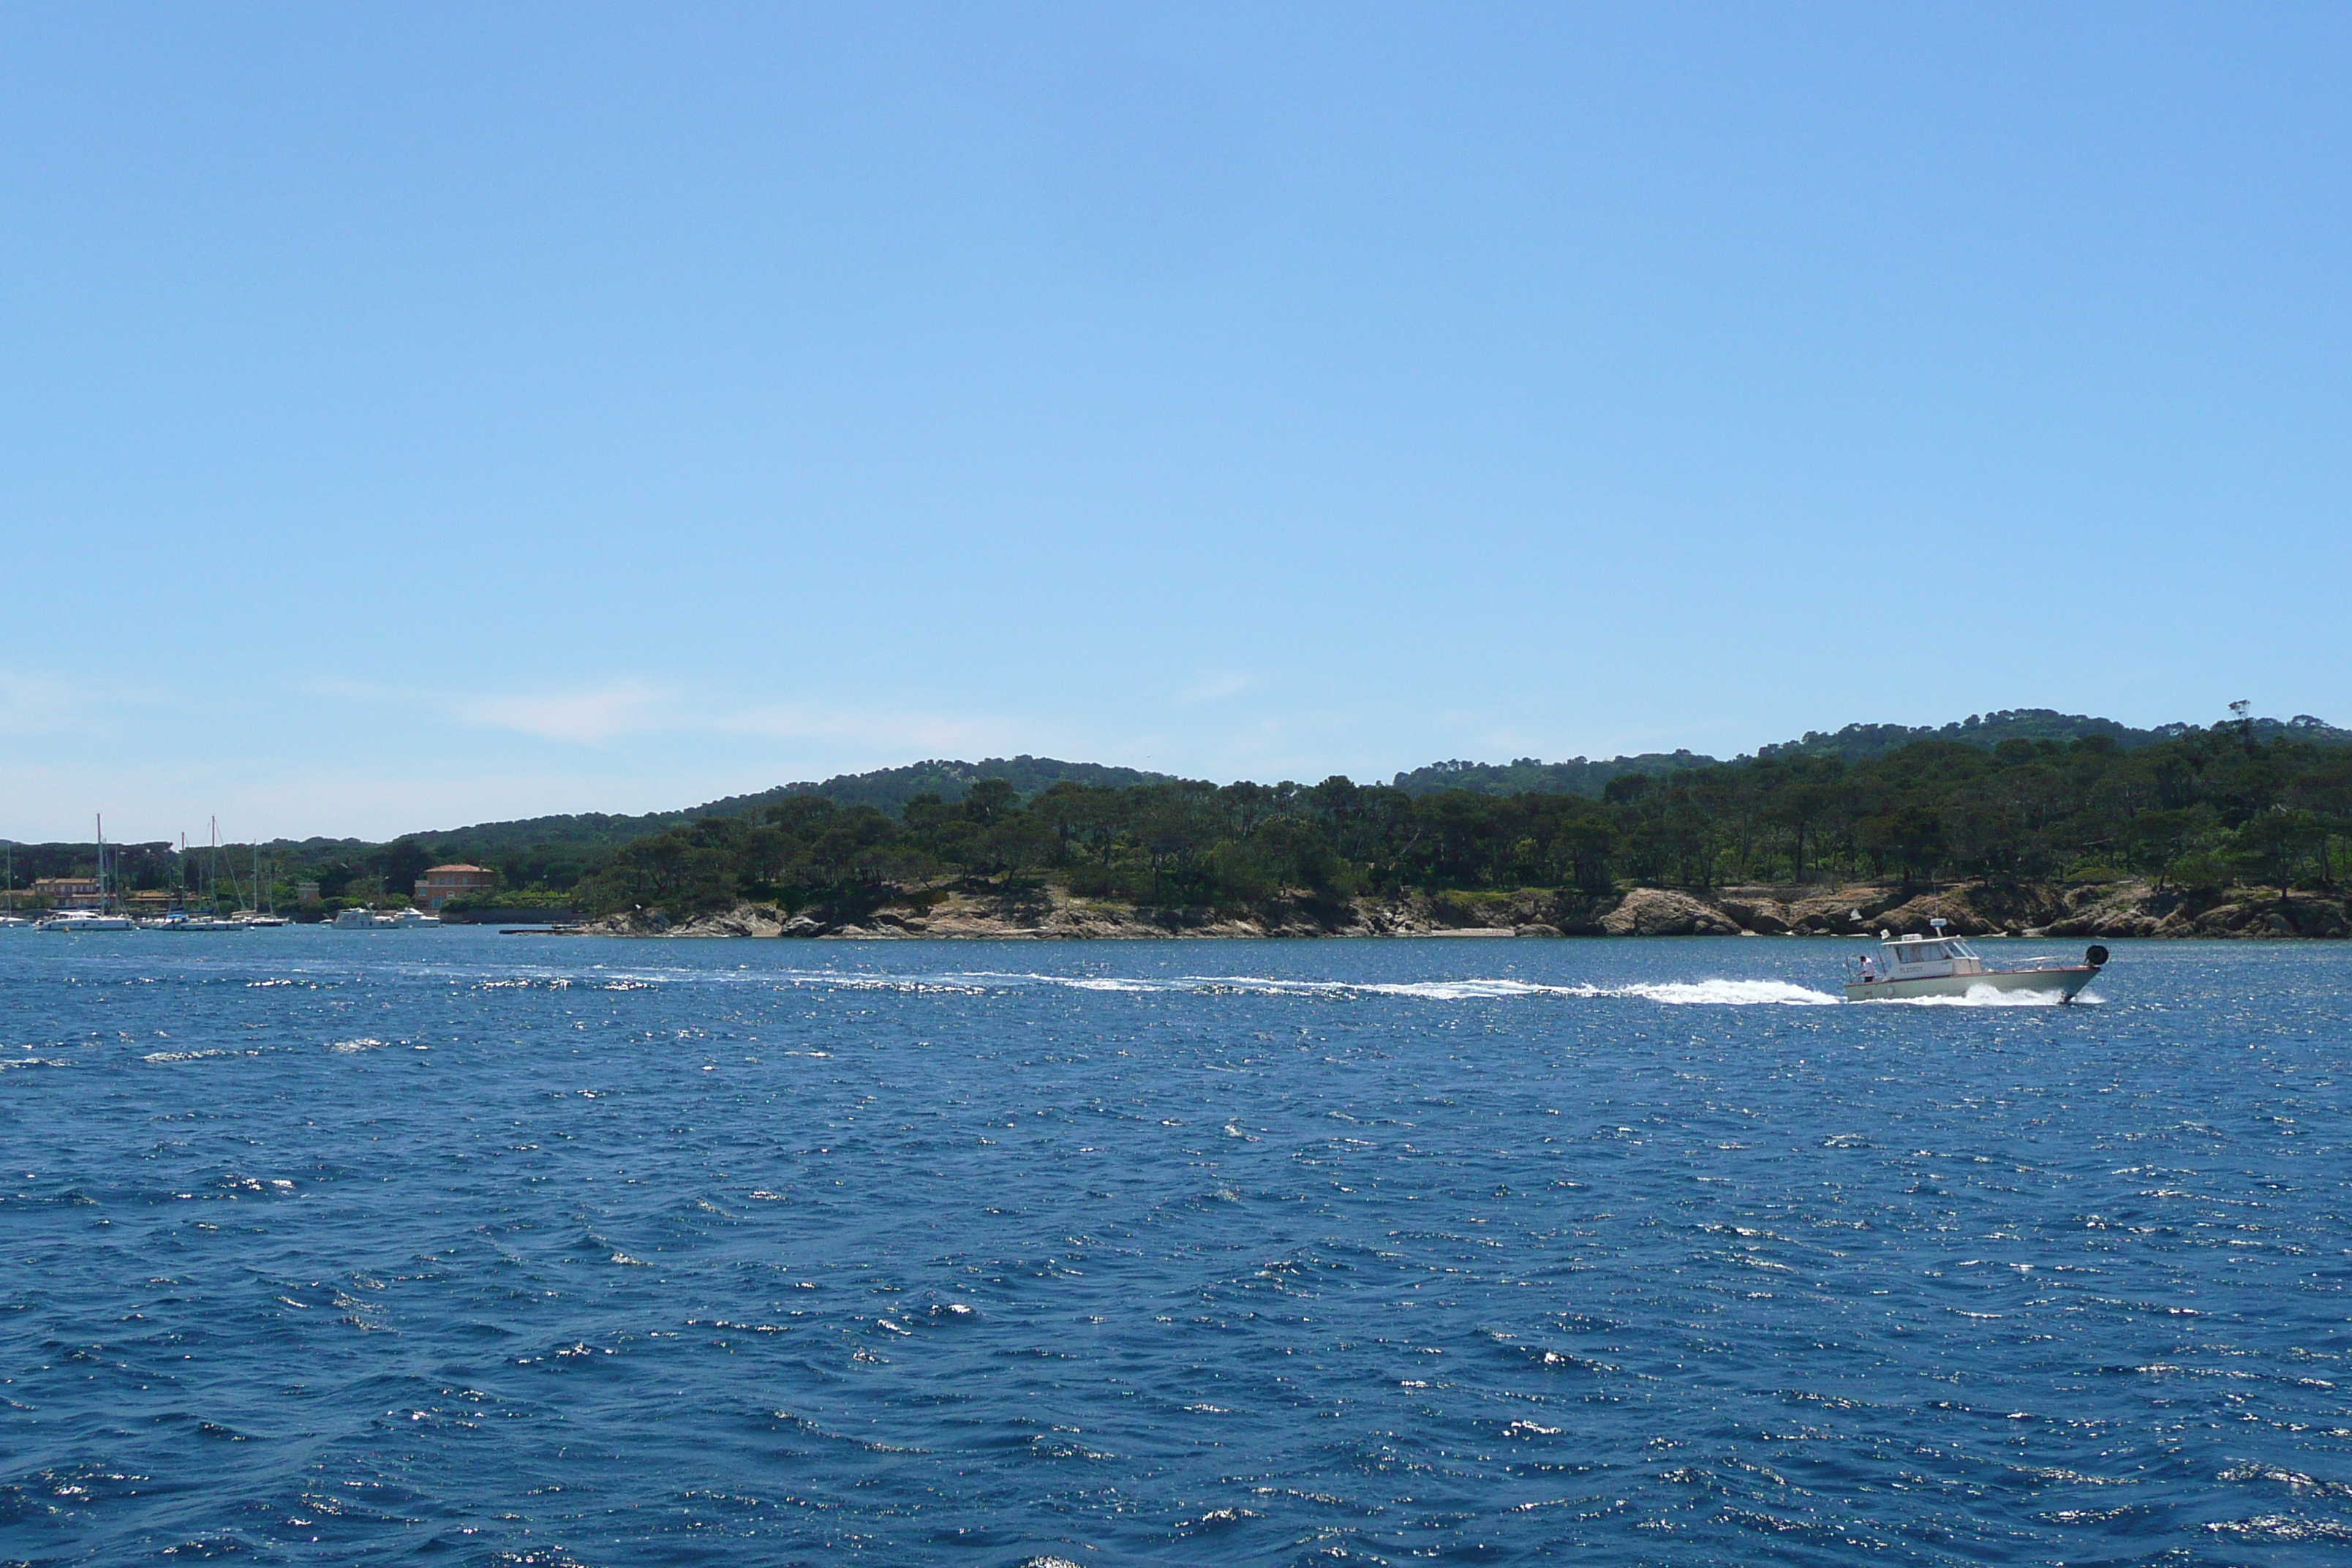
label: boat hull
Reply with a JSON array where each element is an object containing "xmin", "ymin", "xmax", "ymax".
[{"xmin": 1846, "ymin": 965, "xmax": 2099, "ymax": 1003}]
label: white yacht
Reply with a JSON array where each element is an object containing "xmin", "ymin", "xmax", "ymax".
[
  {"xmin": 39, "ymin": 815, "xmax": 137, "ymax": 931},
  {"xmin": 333, "ymin": 906, "xmax": 442, "ymax": 930},
  {"xmin": 1847, "ymin": 920, "xmax": 2105, "ymax": 1003},
  {"xmin": 38, "ymin": 908, "xmax": 137, "ymax": 932}
]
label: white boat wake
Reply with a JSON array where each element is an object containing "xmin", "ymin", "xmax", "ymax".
[
  {"xmin": 799, "ymin": 970, "xmax": 1847, "ymax": 1006},
  {"xmin": 369, "ymin": 964, "xmax": 2099, "ymax": 1009},
  {"xmin": 1876, "ymin": 983, "xmax": 2100, "ymax": 1007}
]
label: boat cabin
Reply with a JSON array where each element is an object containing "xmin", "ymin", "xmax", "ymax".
[{"xmin": 1866, "ymin": 920, "xmax": 1986, "ymax": 981}]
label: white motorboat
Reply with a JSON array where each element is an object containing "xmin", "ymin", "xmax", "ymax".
[
  {"xmin": 149, "ymin": 913, "xmax": 250, "ymax": 932},
  {"xmin": 1847, "ymin": 920, "xmax": 2105, "ymax": 1003},
  {"xmin": 38, "ymin": 908, "xmax": 137, "ymax": 932},
  {"xmin": 0, "ymin": 913, "xmax": 30, "ymax": 930},
  {"xmin": 333, "ymin": 906, "xmax": 442, "ymax": 930}
]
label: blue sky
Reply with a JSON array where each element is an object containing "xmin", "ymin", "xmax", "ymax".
[{"xmin": 4, "ymin": 3, "xmax": 2348, "ymax": 843}]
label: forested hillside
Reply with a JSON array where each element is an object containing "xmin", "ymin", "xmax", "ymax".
[
  {"xmin": 772, "ymin": 756, "xmax": 1172, "ymax": 815},
  {"xmin": 392, "ymin": 755, "xmax": 1174, "ymax": 858},
  {"xmin": 12, "ymin": 717, "xmax": 2348, "ymax": 919},
  {"xmin": 1390, "ymin": 751, "xmax": 1716, "ymax": 798},
  {"xmin": 1756, "ymin": 709, "xmax": 2351, "ymax": 763},
  {"xmin": 570, "ymin": 720, "xmax": 2352, "ymax": 919},
  {"xmin": 1390, "ymin": 709, "xmax": 2352, "ymax": 796}
]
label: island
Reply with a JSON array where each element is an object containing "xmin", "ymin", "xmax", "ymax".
[{"xmin": 9, "ymin": 711, "xmax": 2347, "ymax": 939}]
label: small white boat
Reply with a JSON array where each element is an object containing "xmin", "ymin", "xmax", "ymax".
[
  {"xmin": 0, "ymin": 913, "xmax": 30, "ymax": 930},
  {"xmin": 1847, "ymin": 921, "xmax": 2106, "ymax": 1003},
  {"xmin": 37, "ymin": 909, "xmax": 137, "ymax": 932},
  {"xmin": 149, "ymin": 913, "xmax": 250, "ymax": 932}
]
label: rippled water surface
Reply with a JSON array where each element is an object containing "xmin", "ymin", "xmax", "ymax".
[{"xmin": 4, "ymin": 930, "xmax": 2350, "ymax": 1566}]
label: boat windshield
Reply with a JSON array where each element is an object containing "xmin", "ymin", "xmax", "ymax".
[{"xmin": 1948, "ymin": 938, "xmax": 1979, "ymax": 959}]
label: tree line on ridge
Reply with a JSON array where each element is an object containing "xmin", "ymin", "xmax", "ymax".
[{"xmin": 567, "ymin": 720, "xmax": 2352, "ymax": 918}]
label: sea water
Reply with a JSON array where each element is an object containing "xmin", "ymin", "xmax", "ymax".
[{"xmin": 1, "ymin": 930, "xmax": 2347, "ymax": 1566}]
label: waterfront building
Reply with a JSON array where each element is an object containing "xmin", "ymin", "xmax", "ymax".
[
  {"xmin": 414, "ymin": 864, "xmax": 495, "ymax": 910},
  {"xmin": 31, "ymin": 876, "xmax": 102, "ymax": 908}
]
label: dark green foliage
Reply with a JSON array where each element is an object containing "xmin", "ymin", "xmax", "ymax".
[
  {"xmin": 1755, "ymin": 708, "xmax": 2352, "ymax": 764},
  {"xmin": 381, "ymin": 839, "xmax": 431, "ymax": 897},
  {"xmin": 1758, "ymin": 710, "xmax": 2162, "ymax": 763},
  {"xmin": 8, "ymin": 715, "xmax": 2348, "ymax": 919},
  {"xmin": 0, "ymin": 840, "xmax": 179, "ymax": 890},
  {"xmin": 776, "ymin": 756, "xmax": 1175, "ymax": 816},
  {"xmin": 1394, "ymin": 709, "xmax": 2352, "ymax": 798},
  {"xmin": 1392, "ymin": 752, "xmax": 1714, "ymax": 799},
  {"xmin": 351, "ymin": 755, "xmax": 1179, "ymax": 864},
  {"xmin": 559, "ymin": 721, "xmax": 2352, "ymax": 916}
]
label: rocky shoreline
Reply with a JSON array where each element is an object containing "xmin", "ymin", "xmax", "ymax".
[{"xmin": 554, "ymin": 878, "xmax": 2350, "ymax": 939}]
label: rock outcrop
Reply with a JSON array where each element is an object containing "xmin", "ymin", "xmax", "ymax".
[
  {"xmin": 554, "ymin": 878, "xmax": 2349, "ymax": 939},
  {"xmin": 2038, "ymin": 886, "xmax": 2348, "ymax": 939},
  {"xmin": 565, "ymin": 905, "xmax": 791, "ymax": 938},
  {"xmin": 1599, "ymin": 889, "xmax": 1741, "ymax": 937}
]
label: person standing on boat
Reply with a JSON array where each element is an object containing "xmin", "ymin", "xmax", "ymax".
[{"xmin": 1858, "ymin": 954, "xmax": 1877, "ymax": 982}]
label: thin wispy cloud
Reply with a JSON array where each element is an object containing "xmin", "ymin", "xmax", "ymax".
[
  {"xmin": 303, "ymin": 675, "xmax": 681, "ymax": 745},
  {"xmin": 296, "ymin": 676, "xmax": 431, "ymax": 706},
  {"xmin": 717, "ymin": 704, "xmax": 1006, "ymax": 755},
  {"xmin": 1176, "ymin": 671, "xmax": 1257, "ymax": 704},
  {"xmin": 0, "ymin": 671, "xmax": 89, "ymax": 736},
  {"xmin": 0, "ymin": 668, "xmax": 161, "ymax": 739},
  {"xmin": 297, "ymin": 675, "xmax": 1023, "ymax": 759},
  {"xmin": 456, "ymin": 681, "xmax": 676, "ymax": 745}
]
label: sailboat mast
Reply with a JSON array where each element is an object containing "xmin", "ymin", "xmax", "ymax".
[{"xmin": 96, "ymin": 813, "xmax": 105, "ymax": 913}]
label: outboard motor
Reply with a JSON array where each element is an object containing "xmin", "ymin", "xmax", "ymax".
[{"xmin": 2085, "ymin": 944, "xmax": 2109, "ymax": 968}]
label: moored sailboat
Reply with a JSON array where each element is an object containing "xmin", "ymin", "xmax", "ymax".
[{"xmin": 37, "ymin": 815, "xmax": 135, "ymax": 932}]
